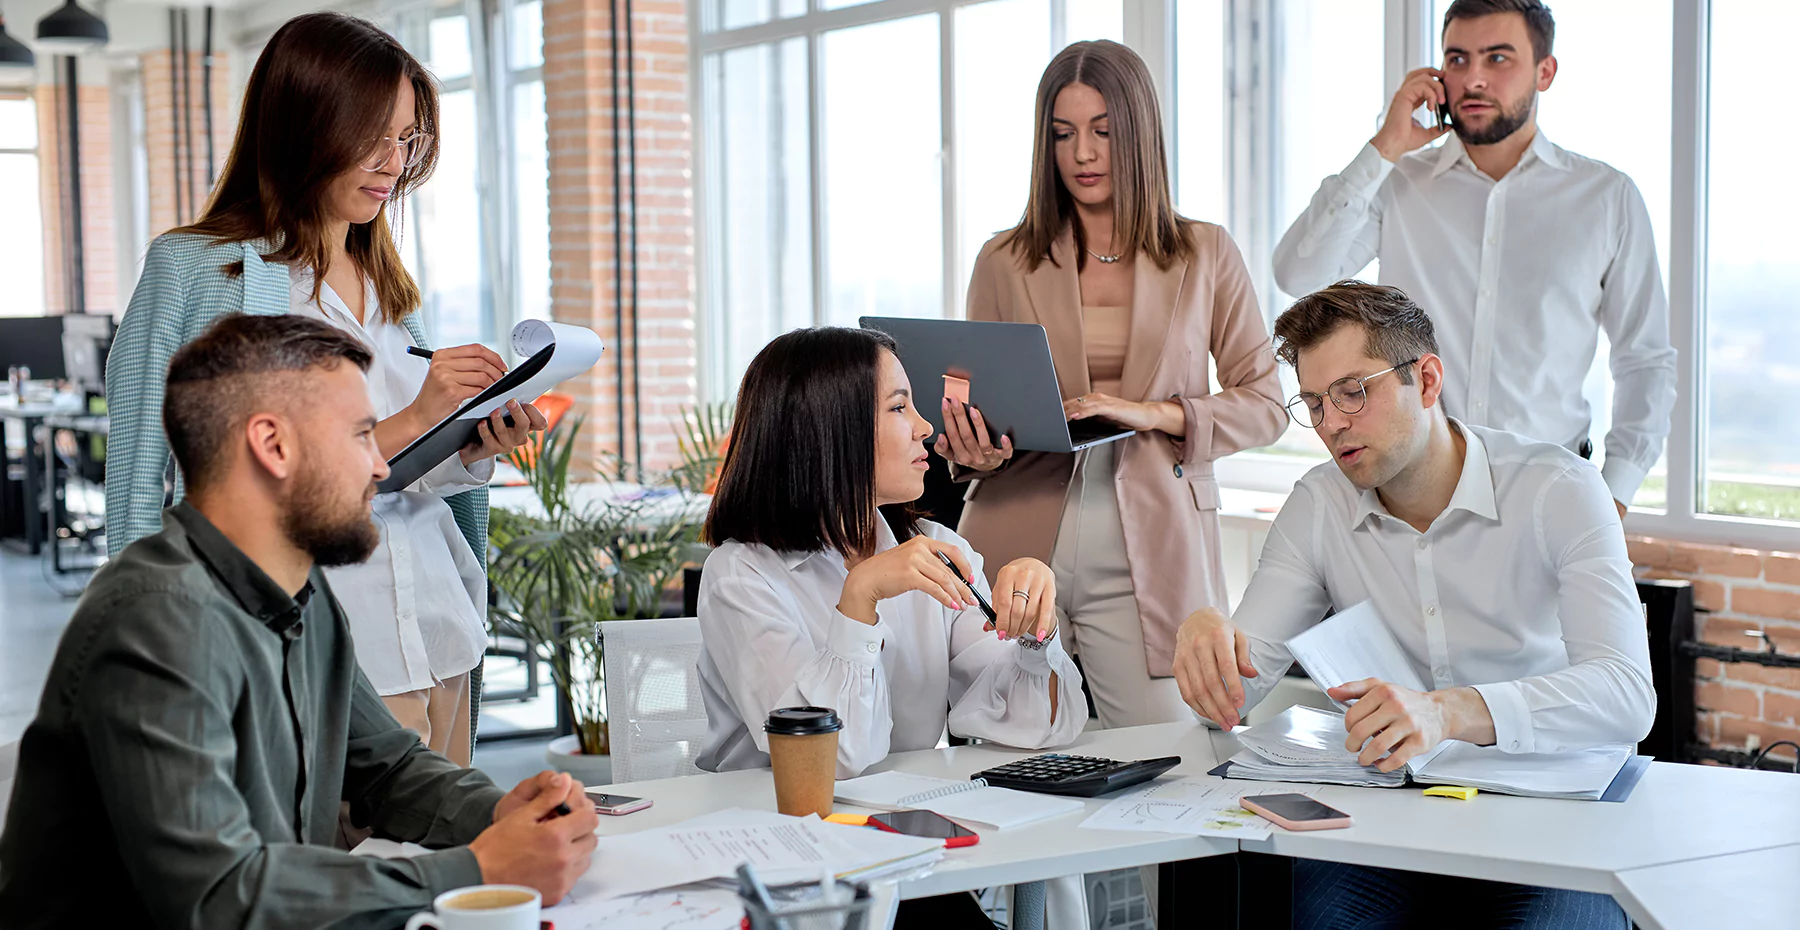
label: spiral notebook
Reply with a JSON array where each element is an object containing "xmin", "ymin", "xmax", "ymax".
[{"xmin": 833, "ymin": 771, "xmax": 1083, "ymax": 831}]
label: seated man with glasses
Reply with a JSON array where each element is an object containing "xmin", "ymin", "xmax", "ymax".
[{"xmin": 1172, "ymin": 280, "xmax": 1652, "ymax": 930}]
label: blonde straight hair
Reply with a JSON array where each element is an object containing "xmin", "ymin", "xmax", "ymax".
[{"xmin": 1001, "ymin": 40, "xmax": 1192, "ymax": 273}]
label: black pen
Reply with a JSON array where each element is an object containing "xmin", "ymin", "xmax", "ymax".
[
  {"xmin": 936, "ymin": 550, "xmax": 997, "ymax": 629},
  {"xmin": 406, "ymin": 345, "xmax": 433, "ymax": 360},
  {"xmin": 536, "ymin": 801, "xmax": 573, "ymax": 823}
]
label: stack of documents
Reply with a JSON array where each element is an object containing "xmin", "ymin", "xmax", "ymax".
[
  {"xmin": 581, "ymin": 809, "xmax": 943, "ymax": 901},
  {"xmin": 1230, "ymin": 705, "xmax": 1409, "ymax": 788},
  {"xmin": 1217, "ymin": 601, "xmax": 1640, "ymax": 801},
  {"xmin": 832, "ymin": 770, "xmax": 1083, "ymax": 830}
]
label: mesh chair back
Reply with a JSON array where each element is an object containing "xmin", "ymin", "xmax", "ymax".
[{"xmin": 601, "ymin": 617, "xmax": 709, "ymax": 783}]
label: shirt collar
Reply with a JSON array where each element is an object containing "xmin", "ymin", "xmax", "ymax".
[
  {"xmin": 288, "ymin": 264, "xmax": 377, "ymax": 330},
  {"xmin": 780, "ymin": 513, "xmax": 903, "ymax": 571},
  {"xmin": 169, "ymin": 501, "xmax": 316, "ymax": 637},
  {"xmin": 1430, "ymin": 127, "xmax": 1569, "ymax": 179},
  {"xmin": 1351, "ymin": 419, "xmax": 1499, "ymax": 529}
]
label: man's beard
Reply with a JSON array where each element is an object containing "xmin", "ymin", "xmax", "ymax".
[
  {"xmin": 280, "ymin": 458, "xmax": 379, "ymax": 567},
  {"xmin": 1453, "ymin": 89, "xmax": 1535, "ymax": 146}
]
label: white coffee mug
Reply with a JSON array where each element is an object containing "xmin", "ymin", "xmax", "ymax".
[{"xmin": 404, "ymin": 884, "xmax": 541, "ymax": 930}]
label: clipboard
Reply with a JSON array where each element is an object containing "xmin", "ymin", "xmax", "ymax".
[{"xmin": 377, "ymin": 321, "xmax": 605, "ymax": 493}]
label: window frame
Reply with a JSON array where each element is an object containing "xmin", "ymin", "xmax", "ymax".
[
  {"xmin": 385, "ymin": 0, "xmax": 541, "ymax": 356},
  {"xmin": 694, "ymin": 0, "xmax": 1793, "ymax": 550}
]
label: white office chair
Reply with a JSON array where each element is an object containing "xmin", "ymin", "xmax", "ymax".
[
  {"xmin": 0, "ymin": 739, "xmax": 19, "ymax": 833},
  {"xmin": 600, "ymin": 617, "xmax": 709, "ymax": 784}
]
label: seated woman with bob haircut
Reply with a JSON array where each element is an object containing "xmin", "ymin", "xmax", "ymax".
[{"xmin": 695, "ymin": 326, "xmax": 1086, "ymax": 780}]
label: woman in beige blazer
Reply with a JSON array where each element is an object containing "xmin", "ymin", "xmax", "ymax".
[{"xmin": 940, "ymin": 40, "xmax": 1286, "ymax": 728}]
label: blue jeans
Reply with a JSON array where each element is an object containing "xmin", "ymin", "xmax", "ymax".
[{"xmin": 1293, "ymin": 860, "xmax": 1629, "ymax": 930}]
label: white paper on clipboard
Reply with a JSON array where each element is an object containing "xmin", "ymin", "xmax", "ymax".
[{"xmin": 455, "ymin": 319, "xmax": 607, "ymax": 420}]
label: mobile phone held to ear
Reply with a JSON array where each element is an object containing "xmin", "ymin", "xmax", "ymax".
[
  {"xmin": 1240, "ymin": 793, "xmax": 1352, "ymax": 832},
  {"xmin": 585, "ymin": 789, "xmax": 653, "ymax": 816},
  {"xmin": 867, "ymin": 810, "xmax": 980, "ymax": 848}
]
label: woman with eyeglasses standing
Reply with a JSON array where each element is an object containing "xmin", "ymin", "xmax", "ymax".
[
  {"xmin": 106, "ymin": 12, "xmax": 545, "ymax": 766},
  {"xmin": 940, "ymin": 41, "xmax": 1287, "ymax": 730}
]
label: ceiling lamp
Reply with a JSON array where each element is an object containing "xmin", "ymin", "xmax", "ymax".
[{"xmin": 34, "ymin": 0, "xmax": 107, "ymax": 54}]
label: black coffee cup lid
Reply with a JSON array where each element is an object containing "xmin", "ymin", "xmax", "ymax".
[{"xmin": 764, "ymin": 706, "xmax": 843, "ymax": 736}]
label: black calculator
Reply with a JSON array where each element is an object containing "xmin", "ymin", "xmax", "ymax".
[{"xmin": 971, "ymin": 753, "xmax": 1182, "ymax": 797}]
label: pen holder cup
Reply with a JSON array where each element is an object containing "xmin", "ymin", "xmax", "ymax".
[{"xmin": 738, "ymin": 878, "xmax": 874, "ymax": 930}]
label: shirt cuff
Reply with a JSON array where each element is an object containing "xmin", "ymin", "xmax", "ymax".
[
  {"xmin": 1471, "ymin": 681, "xmax": 1535, "ymax": 754},
  {"xmin": 1342, "ymin": 143, "xmax": 1396, "ymax": 198},
  {"xmin": 1599, "ymin": 457, "xmax": 1649, "ymax": 510},
  {"xmin": 1014, "ymin": 629, "xmax": 1067, "ymax": 675},
  {"xmin": 415, "ymin": 846, "xmax": 487, "ymax": 897},
  {"xmin": 827, "ymin": 611, "xmax": 886, "ymax": 668}
]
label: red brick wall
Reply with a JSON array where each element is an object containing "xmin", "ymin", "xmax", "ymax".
[
  {"xmin": 35, "ymin": 83, "xmax": 115, "ymax": 316},
  {"xmin": 542, "ymin": 0, "xmax": 697, "ymax": 475},
  {"xmin": 1629, "ymin": 535, "xmax": 1800, "ymax": 765},
  {"xmin": 142, "ymin": 49, "xmax": 235, "ymax": 236}
]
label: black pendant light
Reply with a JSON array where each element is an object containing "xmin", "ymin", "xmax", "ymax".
[
  {"xmin": 0, "ymin": 15, "xmax": 34, "ymax": 84},
  {"xmin": 35, "ymin": 0, "xmax": 107, "ymax": 54}
]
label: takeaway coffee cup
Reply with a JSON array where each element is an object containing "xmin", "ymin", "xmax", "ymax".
[{"xmin": 765, "ymin": 706, "xmax": 844, "ymax": 818}]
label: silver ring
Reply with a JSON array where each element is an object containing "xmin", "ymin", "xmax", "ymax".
[{"xmin": 1011, "ymin": 590, "xmax": 1030, "ymax": 601}]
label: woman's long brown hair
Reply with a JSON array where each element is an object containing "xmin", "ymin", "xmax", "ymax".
[
  {"xmin": 1001, "ymin": 40, "xmax": 1192, "ymax": 273},
  {"xmin": 179, "ymin": 12, "xmax": 438, "ymax": 325}
]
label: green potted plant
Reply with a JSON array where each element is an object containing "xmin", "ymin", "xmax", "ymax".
[{"xmin": 487, "ymin": 418, "xmax": 705, "ymax": 783}]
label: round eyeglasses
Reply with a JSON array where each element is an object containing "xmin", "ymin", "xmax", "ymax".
[
  {"xmin": 1285, "ymin": 359, "xmax": 1419, "ymax": 428},
  {"xmin": 359, "ymin": 132, "xmax": 435, "ymax": 173}
]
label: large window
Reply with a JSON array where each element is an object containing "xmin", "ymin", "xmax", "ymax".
[
  {"xmin": 394, "ymin": 0, "xmax": 548, "ymax": 352},
  {"xmin": 697, "ymin": 0, "xmax": 1800, "ymax": 547},
  {"xmin": 1704, "ymin": 1, "xmax": 1799, "ymax": 522},
  {"xmin": 0, "ymin": 97, "xmax": 46, "ymax": 318},
  {"xmin": 697, "ymin": 0, "xmax": 1128, "ymax": 395}
]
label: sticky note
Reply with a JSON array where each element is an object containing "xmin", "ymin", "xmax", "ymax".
[
  {"xmin": 1422, "ymin": 785, "xmax": 1478, "ymax": 800},
  {"xmin": 942, "ymin": 375, "xmax": 971, "ymax": 406},
  {"xmin": 825, "ymin": 813, "xmax": 870, "ymax": 826}
]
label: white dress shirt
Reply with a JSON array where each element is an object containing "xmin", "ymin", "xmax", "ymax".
[
  {"xmin": 1232, "ymin": 421, "xmax": 1655, "ymax": 755},
  {"xmin": 1272, "ymin": 133, "xmax": 1678, "ymax": 504},
  {"xmin": 696, "ymin": 518, "xmax": 1086, "ymax": 779},
  {"xmin": 289, "ymin": 266, "xmax": 494, "ymax": 695}
]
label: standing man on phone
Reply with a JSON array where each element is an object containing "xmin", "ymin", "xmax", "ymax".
[{"xmin": 1272, "ymin": 0, "xmax": 1676, "ymax": 518}]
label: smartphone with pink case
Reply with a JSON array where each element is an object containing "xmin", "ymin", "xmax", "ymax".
[{"xmin": 1241, "ymin": 793, "xmax": 1352, "ymax": 831}]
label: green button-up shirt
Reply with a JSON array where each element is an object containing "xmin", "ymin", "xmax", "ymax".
[{"xmin": 0, "ymin": 502, "xmax": 508, "ymax": 929}]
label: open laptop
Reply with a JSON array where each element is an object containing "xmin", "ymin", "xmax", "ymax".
[{"xmin": 860, "ymin": 317, "xmax": 1134, "ymax": 454}]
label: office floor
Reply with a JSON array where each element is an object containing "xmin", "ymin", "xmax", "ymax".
[{"xmin": 0, "ymin": 547, "xmax": 554, "ymax": 787}]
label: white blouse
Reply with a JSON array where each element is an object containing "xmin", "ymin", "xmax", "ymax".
[
  {"xmin": 695, "ymin": 518, "xmax": 1086, "ymax": 779},
  {"xmin": 288, "ymin": 266, "xmax": 493, "ymax": 696}
]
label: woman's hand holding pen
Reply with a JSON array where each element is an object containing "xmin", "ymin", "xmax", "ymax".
[
  {"xmin": 837, "ymin": 536, "xmax": 978, "ymax": 626},
  {"xmin": 935, "ymin": 398, "xmax": 1014, "ymax": 472},
  {"xmin": 405, "ymin": 343, "xmax": 510, "ymax": 433}
]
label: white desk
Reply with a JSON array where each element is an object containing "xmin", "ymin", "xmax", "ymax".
[
  {"xmin": 593, "ymin": 722, "xmax": 1237, "ymax": 901},
  {"xmin": 1611, "ymin": 844, "xmax": 1800, "ymax": 930},
  {"xmin": 591, "ymin": 722, "xmax": 1800, "ymax": 926},
  {"xmin": 1218, "ymin": 731, "xmax": 1800, "ymax": 895}
]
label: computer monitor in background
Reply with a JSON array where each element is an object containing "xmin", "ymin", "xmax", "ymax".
[
  {"xmin": 60, "ymin": 314, "xmax": 113, "ymax": 393},
  {"xmin": 0, "ymin": 317, "xmax": 70, "ymax": 383}
]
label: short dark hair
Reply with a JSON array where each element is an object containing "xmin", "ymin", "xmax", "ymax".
[
  {"xmin": 1443, "ymin": 0, "xmax": 1554, "ymax": 61},
  {"xmin": 163, "ymin": 314, "xmax": 373, "ymax": 493},
  {"xmin": 704, "ymin": 327, "xmax": 919, "ymax": 557},
  {"xmin": 1274, "ymin": 281, "xmax": 1439, "ymax": 385}
]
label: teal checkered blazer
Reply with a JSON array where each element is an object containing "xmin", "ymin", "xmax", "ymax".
[{"xmin": 104, "ymin": 232, "xmax": 489, "ymax": 566}]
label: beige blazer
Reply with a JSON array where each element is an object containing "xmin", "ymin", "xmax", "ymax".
[{"xmin": 957, "ymin": 221, "xmax": 1287, "ymax": 678}]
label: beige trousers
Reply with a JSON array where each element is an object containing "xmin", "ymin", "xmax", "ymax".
[
  {"xmin": 1050, "ymin": 442, "xmax": 1190, "ymax": 728},
  {"xmin": 382, "ymin": 671, "xmax": 474, "ymax": 767}
]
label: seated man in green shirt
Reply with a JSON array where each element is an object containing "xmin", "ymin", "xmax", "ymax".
[{"xmin": 0, "ymin": 314, "xmax": 600, "ymax": 929}]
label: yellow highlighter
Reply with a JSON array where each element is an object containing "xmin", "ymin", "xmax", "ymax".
[
  {"xmin": 1422, "ymin": 786, "xmax": 1479, "ymax": 800},
  {"xmin": 825, "ymin": 813, "xmax": 871, "ymax": 826}
]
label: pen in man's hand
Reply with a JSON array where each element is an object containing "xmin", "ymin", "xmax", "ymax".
[
  {"xmin": 406, "ymin": 345, "xmax": 434, "ymax": 360},
  {"xmin": 537, "ymin": 802, "xmax": 573, "ymax": 823}
]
